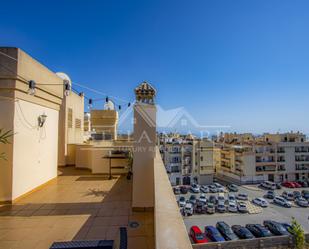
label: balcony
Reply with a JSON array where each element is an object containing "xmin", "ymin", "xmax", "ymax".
[
  {"xmin": 0, "ymin": 166, "xmax": 154, "ymax": 249},
  {"xmin": 256, "ymin": 165, "xmax": 276, "ymax": 172}
]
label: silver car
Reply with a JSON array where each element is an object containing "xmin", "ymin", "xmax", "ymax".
[
  {"xmin": 228, "ymin": 201, "xmax": 238, "ymax": 212},
  {"xmin": 237, "ymin": 202, "xmax": 248, "ymax": 213},
  {"xmin": 274, "ymin": 196, "xmax": 292, "ymax": 208}
]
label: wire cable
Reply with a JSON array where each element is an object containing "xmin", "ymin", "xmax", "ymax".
[{"xmin": 0, "ymin": 51, "xmax": 132, "ymax": 109}]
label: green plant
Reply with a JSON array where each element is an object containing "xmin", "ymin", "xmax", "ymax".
[
  {"xmin": 289, "ymin": 217, "xmax": 306, "ymax": 249},
  {"xmin": 0, "ymin": 129, "xmax": 14, "ymax": 160}
]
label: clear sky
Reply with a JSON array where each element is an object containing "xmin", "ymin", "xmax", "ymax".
[{"xmin": 1, "ymin": 0, "xmax": 308, "ymax": 134}]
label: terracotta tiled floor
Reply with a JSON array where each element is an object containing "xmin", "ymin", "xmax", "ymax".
[{"xmin": 0, "ymin": 167, "xmax": 154, "ymax": 249}]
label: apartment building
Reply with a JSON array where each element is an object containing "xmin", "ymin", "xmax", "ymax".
[
  {"xmin": 215, "ymin": 132, "xmax": 309, "ymax": 184},
  {"xmin": 160, "ymin": 134, "xmax": 216, "ymax": 185}
]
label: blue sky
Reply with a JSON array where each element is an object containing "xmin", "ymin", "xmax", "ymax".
[{"xmin": 1, "ymin": 0, "xmax": 308, "ymax": 134}]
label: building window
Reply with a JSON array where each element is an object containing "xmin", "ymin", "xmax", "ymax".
[
  {"xmin": 200, "ymin": 156, "xmax": 203, "ymax": 161},
  {"xmin": 75, "ymin": 118, "xmax": 81, "ymax": 129},
  {"xmin": 68, "ymin": 108, "xmax": 73, "ymax": 128}
]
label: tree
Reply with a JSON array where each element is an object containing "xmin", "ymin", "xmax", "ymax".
[
  {"xmin": 0, "ymin": 129, "xmax": 14, "ymax": 160},
  {"xmin": 289, "ymin": 217, "xmax": 306, "ymax": 249}
]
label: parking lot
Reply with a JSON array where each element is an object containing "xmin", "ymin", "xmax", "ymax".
[{"xmin": 177, "ymin": 184, "xmax": 309, "ymax": 234}]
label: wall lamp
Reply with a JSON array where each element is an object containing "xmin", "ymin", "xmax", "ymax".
[
  {"xmin": 38, "ymin": 113, "xmax": 47, "ymax": 127},
  {"xmin": 27, "ymin": 80, "xmax": 71, "ymax": 97}
]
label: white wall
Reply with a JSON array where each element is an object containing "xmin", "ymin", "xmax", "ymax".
[{"xmin": 12, "ymin": 99, "xmax": 58, "ymax": 199}]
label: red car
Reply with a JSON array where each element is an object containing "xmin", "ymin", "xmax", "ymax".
[
  {"xmin": 292, "ymin": 182, "xmax": 302, "ymax": 188},
  {"xmin": 282, "ymin": 182, "xmax": 295, "ymax": 188},
  {"xmin": 190, "ymin": 226, "xmax": 208, "ymax": 244}
]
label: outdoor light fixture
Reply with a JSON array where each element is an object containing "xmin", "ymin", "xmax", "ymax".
[
  {"xmin": 88, "ymin": 98, "xmax": 93, "ymax": 108},
  {"xmin": 38, "ymin": 113, "xmax": 47, "ymax": 127},
  {"xmin": 64, "ymin": 80, "xmax": 71, "ymax": 96},
  {"xmin": 28, "ymin": 80, "xmax": 36, "ymax": 95}
]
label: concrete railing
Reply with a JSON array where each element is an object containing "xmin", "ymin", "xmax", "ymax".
[{"xmin": 154, "ymin": 147, "xmax": 193, "ymax": 249}]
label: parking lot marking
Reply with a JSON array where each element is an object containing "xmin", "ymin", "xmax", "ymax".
[{"xmin": 245, "ymin": 201, "xmax": 263, "ymax": 214}]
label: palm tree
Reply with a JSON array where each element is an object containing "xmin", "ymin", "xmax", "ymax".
[{"xmin": 0, "ymin": 129, "xmax": 13, "ymax": 160}]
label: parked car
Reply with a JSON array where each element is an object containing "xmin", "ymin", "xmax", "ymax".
[
  {"xmin": 282, "ymin": 191, "xmax": 294, "ymax": 201},
  {"xmin": 173, "ymin": 187, "xmax": 181, "ymax": 195},
  {"xmin": 189, "ymin": 195, "xmax": 197, "ymax": 205},
  {"xmin": 195, "ymin": 202, "xmax": 207, "ymax": 214},
  {"xmin": 237, "ymin": 202, "xmax": 248, "ymax": 213},
  {"xmin": 264, "ymin": 190, "xmax": 275, "ymax": 199},
  {"xmin": 200, "ymin": 185, "xmax": 209, "ymax": 193},
  {"xmin": 227, "ymin": 184, "xmax": 239, "ymax": 192},
  {"xmin": 216, "ymin": 222, "xmax": 238, "ymax": 241},
  {"xmin": 180, "ymin": 185, "xmax": 189, "ymax": 194},
  {"xmin": 295, "ymin": 197, "xmax": 309, "ymax": 207},
  {"xmin": 206, "ymin": 202, "xmax": 215, "ymax": 214},
  {"xmin": 246, "ymin": 224, "xmax": 273, "ymax": 237},
  {"xmin": 216, "ymin": 202, "xmax": 226, "ymax": 213},
  {"xmin": 214, "ymin": 182, "xmax": 222, "ymax": 188},
  {"xmin": 191, "ymin": 184, "xmax": 200, "ymax": 193},
  {"xmin": 252, "ymin": 197, "xmax": 268, "ymax": 207},
  {"xmin": 276, "ymin": 183, "xmax": 282, "ymax": 189},
  {"xmin": 231, "ymin": 225, "xmax": 255, "ymax": 239},
  {"xmin": 237, "ymin": 193, "xmax": 248, "ymax": 200},
  {"xmin": 208, "ymin": 195, "xmax": 218, "ymax": 204},
  {"xmin": 282, "ymin": 181, "xmax": 296, "ymax": 188},
  {"xmin": 190, "ymin": 226, "xmax": 208, "ymax": 244},
  {"xmin": 214, "ymin": 183, "xmax": 225, "ymax": 193},
  {"xmin": 292, "ymin": 182, "xmax": 302, "ymax": 188},
  {"xmin": 273, "ymin": 196, "xmax": 292, "ymax": 208},
  {"xmin": 281, "ymin": 223, "xmax": 292, "ymax": 233},
  {"xmin": 228, "ymin": 202, "xmax": 238, "ymax": 213},
  {"xmin": 184, "ymin": 203, "xmax": 194, "ymax": 216},
  {"xmin": 263, "ymin": 220, "xmax": 290, "ymax": 236},
  {"xmin": 293, "ymin": 191, "xmax": 301, "ymax": 199},
  {"xmin": 228, "ymin": 194, "xmax": 236, "ymax": 203},
  {"xmin": 260, "ymin": 181, "xmax": 276, "ymax": 190},
  {"xmin": 218, "ymin": 193, "xmax": 225, "ymax": 203},
  {"xmin": 205, "ymin": 226, "xmax": 225, "ymax": 242},
  {"xmin": 209, "ymin": 185, "xmax": 218, "ymax": 193},
  {"xmin": 199, "ymin": 194, "xmax": 207, "ymax": 204},
  {"xmin": 178, "ymin": 196, "xmax": 186, "ymax": 207},
  {"xmin": 302, "ymin": 190, "xmax": 309, "ymax": 200},
  {"xmin": 297, "ymin": 180, "xmax": 308, "ymax": 188}
]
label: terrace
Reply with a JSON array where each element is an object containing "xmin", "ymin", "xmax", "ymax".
[{"xmin": 0, "ymin": 166, "xmax": 154, "ymax": 249}]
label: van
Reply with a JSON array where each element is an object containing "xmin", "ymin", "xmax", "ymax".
[{"xmin": 262, "ymin": 181, "xmax": 276, "ymax": 190}]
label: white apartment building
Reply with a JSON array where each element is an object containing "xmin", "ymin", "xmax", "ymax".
[
  {"xmin": 159, "ymin": 134, "xmax": 215, "ymax": 185},
  {"xmin": 215, "ymin": 132, "xmax": 309, "ymax": 184}
]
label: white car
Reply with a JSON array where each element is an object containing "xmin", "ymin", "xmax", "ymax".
[
  {"xmin": 228, "ymin": 194, "xmax": 236, "ymax": 203},
  {"xmin": 252, "ymin": 197, "xmax": 268, "ymax": 207},
  {"xmin": 214, "ymin": 183, "xmax": 223, "ymax": 188},
  {"xmin": 295, "ymin": 197, "xmax": 309, "ymax": 207},
  {"xmin": 217, "ymin": 186, "xmax": 225, "ymax": 193},
  {"xmin": 237, "ymin": 193, "xmax": 248, "ymax": 200},
  {"xmin": 273, "ymin": 196, "xmax": 292, "ymax": 208},
  {"xmin": 200, "ymin": 185, "xmax": 209, "ymax": 193},
  {"xmin": 199, "ymin": 194, "xmax": 207, "ymax": 204},
  {"xmin": 237, "ymin": 202, "xmax": 248, "ymax": 213},
  {"xmin": 228, "ymin": 202, "xmax": 238, "ymax": 212},
  {"xmin": 282, "ymin": 191, "xmax": 294, "ymax": 201},
  {"xmin": 190, "ymin": 184, "xmax": 200, "ymax": 193},
  {"xmin": 184, "ymin": 203, "xmax": 194, "ymax": 216},
  {"xmin": 218, "ymin": 193, "xmax": 225, "ymax": 203}
]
